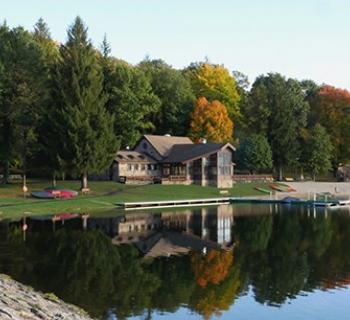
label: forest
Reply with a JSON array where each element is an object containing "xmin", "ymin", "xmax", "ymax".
[{"xmin": 1, "ymin": 16, "xmax": 350, "ymax": 186}]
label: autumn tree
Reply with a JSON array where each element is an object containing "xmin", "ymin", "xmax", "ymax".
[
  {"xmin": 190, "ymin": 97, "xmax": 233, "ymax": 143},
  {"xmin": 191, "ymin": 249, "xmax": 233, "ymax": 288},
  {"xmin": 185, "ymin": 62, "xmax": 241, "ymax": 120},
  {"xmin": 308, "ymin": 85, "xmax": 350, "ymax": 167}
]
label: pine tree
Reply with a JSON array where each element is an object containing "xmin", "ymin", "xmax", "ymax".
[{"xmin": 51, "ymin": 17, "xmax": 118, "ymax": 189}]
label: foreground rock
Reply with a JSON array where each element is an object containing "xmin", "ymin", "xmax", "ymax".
[{"xmin": 0, "ymin": 274, "xmax": 93, "ymax": 320}]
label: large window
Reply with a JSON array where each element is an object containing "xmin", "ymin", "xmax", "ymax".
[{"xmin": 218, "ymin": 150, "xmax": 232, "ymax": 176}]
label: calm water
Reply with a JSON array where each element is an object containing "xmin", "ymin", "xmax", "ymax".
[{"xmin": 0, "ymin": 204, "xmax": 350, "ymax": 320}]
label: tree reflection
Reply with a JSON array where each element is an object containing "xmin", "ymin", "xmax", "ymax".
[{"xmin": 1, "ymin": 208, "xmax": 350, "ymax": 320}]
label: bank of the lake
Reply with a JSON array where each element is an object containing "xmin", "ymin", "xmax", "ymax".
[
  {"xmin": 0, "ymin": 274, "xmax": 93, "ymax": 320},
  {"xmin": 0, "ymin": 180, "xmax": 271, "ymax": 218}
]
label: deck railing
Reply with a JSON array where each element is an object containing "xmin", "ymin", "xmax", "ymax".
[
  {"xmin": 233, "ymin": 174, "xmax": 273, "ymax": 182},
  {"xmin": 163, "ymin": 175, "xmax": 187, "ymax": 182}
]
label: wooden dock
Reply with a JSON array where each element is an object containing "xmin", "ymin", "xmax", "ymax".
[
  {"xmin": 116, "ymin": 197, "xmax": 350, "ymax": 211},
  {"xmin": 117, "ymin": 198, "xmax": 231, "ymax": 210}
]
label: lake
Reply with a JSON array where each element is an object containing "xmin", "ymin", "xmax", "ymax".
[{"xmin": 0, "ymin": 204, "xmax": 350, "ymax": 320}]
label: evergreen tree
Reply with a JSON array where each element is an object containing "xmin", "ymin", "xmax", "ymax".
[{"xmin": 50, "ymin": 17, "xmax": 118, "ymax": 189}]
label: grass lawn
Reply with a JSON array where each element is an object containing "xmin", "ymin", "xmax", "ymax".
[{"xmin": 0, "ymin": 180, "xmax": 272, "ymax": 219}]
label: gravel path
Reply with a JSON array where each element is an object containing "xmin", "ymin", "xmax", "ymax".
[{"xmin": 286, "ymin": 182, "xmax": 350, "ymax": 197}]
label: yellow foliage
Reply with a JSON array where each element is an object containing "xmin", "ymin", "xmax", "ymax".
[{"xmin": 187, "ymin": 63, "xmax": 241, "ymax": 120}]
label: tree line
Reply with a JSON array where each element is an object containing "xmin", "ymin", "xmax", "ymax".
[{"xmin": 1, "ymin": 16, "xmax": 349, "ymax": 187}]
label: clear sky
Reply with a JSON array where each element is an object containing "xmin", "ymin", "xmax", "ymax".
[{"xmin": 2, "ymin": 0, "xmax": 350, "ymax": 89}]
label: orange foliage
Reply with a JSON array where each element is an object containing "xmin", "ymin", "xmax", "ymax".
[
  {"xmin": 313, "ymin": 85, "xmax": 350, "ymax": 149},
  {"xmin": 191, "ymin": 249, "xmax": 233, "ymax": 288},
  {"xmin": 190, "ymin": 97, "xmax": 233, "ymax": 143}
]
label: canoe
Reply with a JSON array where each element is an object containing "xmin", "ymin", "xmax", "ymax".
[
  {"xmin": 31, "ymin": 191, "xmax": 55, "ymax": 199},
  {"xmin": 45, "ymin": 189, "xmax": 78, "ymax": 199}
]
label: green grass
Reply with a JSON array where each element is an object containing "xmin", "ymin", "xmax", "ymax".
[{"xmin": 0, "ymin": 180, "xmax": 271, "ymax": 219}]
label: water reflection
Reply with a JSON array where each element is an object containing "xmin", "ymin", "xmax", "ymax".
[{"xmin": 0, "ymin": 204, "xmax": 350, "ymax": 319}]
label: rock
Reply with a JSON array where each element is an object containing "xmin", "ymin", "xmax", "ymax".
[{"xmin": 0, "ymin": 274, "xmax": 94, "ymax": 320}]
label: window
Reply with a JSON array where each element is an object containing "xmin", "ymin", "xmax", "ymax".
[
  {"xmin": 147, "ymin": 164, "xmax": 152, "ymax": 170},
  {"xmin": 127, "ymin": 164, "xmax": 133, "ymax": 171},
  {"xmin": 134, "ymin": 164, "xmax": 139, "ymax": 170},
  {"xmin": 141, "ymin": 164, "xmax": 146, "ymax": 171},
  {"xmin": 143, "ymin": 142, "xmax": 148, "ymax": 150}
]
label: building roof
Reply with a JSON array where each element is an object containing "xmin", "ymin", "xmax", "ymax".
[
  {"xmin": 115, "ymin": 150, "xmax": 156, "ymax": 163},
  {"xmin": 162, "ymin": 142, "xmax": 235, "ymax": 163},
  {"xmin": 143, "ymin": 134, "xmax": 193, "ymax": 157}
]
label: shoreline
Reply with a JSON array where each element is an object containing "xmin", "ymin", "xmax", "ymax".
[{"xmin": 0, "ymin": 274, "xmax": 93, "ymax": 320}]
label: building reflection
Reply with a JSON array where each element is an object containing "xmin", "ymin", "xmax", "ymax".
[{"xmin": 7, "ymin": 205, "xmax": 237, "ymax": 258}]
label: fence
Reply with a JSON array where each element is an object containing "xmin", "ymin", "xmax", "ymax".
[{"xmin": 233, "ymin": 174, "xmax": 274, "ymax": 183}]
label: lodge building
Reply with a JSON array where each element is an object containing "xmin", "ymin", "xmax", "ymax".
[{"xmin": 111, "ymin": 134, "xmax": 235, "ymax": 188}]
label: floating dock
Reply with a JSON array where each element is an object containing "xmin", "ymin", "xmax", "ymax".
[
  {"xmin": 117, "ymin": 197, "xmax": 350, "ymax": 211},
  {"xmin": 117, "ymin": 198, "xmax": 231, "ymax": 210}
]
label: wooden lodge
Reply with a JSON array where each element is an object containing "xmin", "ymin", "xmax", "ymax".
[{"xmin": 111, "ymin": 134, "xmax": 235, "ymax": 188}]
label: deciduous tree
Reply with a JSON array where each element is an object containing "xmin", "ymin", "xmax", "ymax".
[
  {"xmin": 242, "ymin": 74, "xmax": 309, "ymax": 180},
  {"xmin": 190, "ymin": 97, "xmax": 233, "ymax": 143},
  {"xmin": 0, "ymin": 24, "xmax": 46, "ymax": 184},
  {"xmin": 185, "ymin": 62, "xmax": 241, "ymax": 121},
  {"xmin": 308, "ymin": 85, "xmax": 350, "ymax": 167},
  {"xmin": 236, "ymin": 134, "xmax": 273, "ymax": 173},
  {"xmin": 303, "ymin": 124, "xmax": 333, "ymax": 180},
  {"xmin": 138, "ymin": 59, "xmax": 195, "ymax": 135}
]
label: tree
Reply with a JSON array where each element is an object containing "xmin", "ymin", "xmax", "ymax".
[
  {"xmin": 0, "ymin": 24, "xmax": 46, "ymax": 184},
  {"xmin": 106, "ymin": 60, "xmax": 160, "ymax": 148},
  {"xmin": 242, "ymin": 74, "xmax": 309, "ymax": 180},
  {"xmin": 50, "ymin": 17, "xmax": 118, "ymax": 189},
  {"xmin": 303, "ymin": 124, "xmax": 333, "ymax": 180},
  {"xmin": 32, "ymin": 18, "xmax": 60, "ymax": 185},
  {"xmin": 308, "ymin": 85, "xmax": 350, "ymax": 168},
  {"xmin": 236, "ymin": 134, "xmax": 273, "ymax": 173},
  {"xmin": 138, "ymin": 59, "xmax": 195, "ymax": 135},
  {"xmin": 98, "ymin": 46, "xmax": 160, "ymax": 148},
  {"xmin": 185, "ymin": 62, "xmax": 241, "ymax": 121},
  {"xmin": 190, "ymin": 97, "xmax": 233, "ymax": 143},
  {"xmin": 191, "ymin": 250, "xmax": 233, "ymax": 288}
]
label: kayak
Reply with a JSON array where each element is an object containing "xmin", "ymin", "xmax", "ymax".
[
  {"xmin": 255, "ymin": 187, "xmax": 272, "ymax": 194},
  {"xmin": 270, "ymin": 184, "xmax": 296, "ymax": 192}
]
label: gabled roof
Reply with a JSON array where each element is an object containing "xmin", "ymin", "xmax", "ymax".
[
  {"xmin": 143, "ymin": 135, "xmax": 193, "ymax": 158},
  {"xmin": 115, "ymin": 150, "xmax": 156, "ymax": 163},
  {"xmin": 162, "ymin": 142, "xmax": 235, "ymax": 163}
]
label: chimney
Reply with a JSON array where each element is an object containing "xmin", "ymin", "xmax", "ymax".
[
  {"xmin": 199, "ymin": 138, "xmax": 207, "ymax": 144},
  {"xmin": 164, "ymin": 134, "xmax": 171, "ymax": 137}
]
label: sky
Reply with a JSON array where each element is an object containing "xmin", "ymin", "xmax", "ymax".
[{"xmin": 2, "ymin": 0, "xmax": 350, "ymax": 89}]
